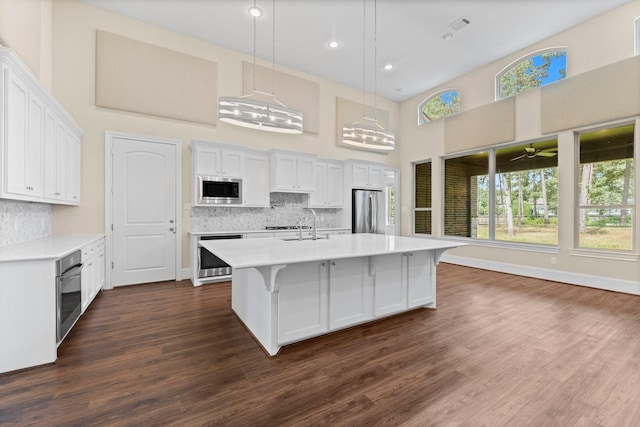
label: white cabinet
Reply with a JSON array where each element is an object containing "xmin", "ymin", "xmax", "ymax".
[
  {"xmin": 351, "ymin": 162, "xmax": 384, "ymax": 190},
  {"xmin": 269, "ymin": 151, "xmax": 315, "ymax": 193},
  {"xmin": 194, "ymin": 143, "xmax": 244, "ymax": 178},
  {"xmin": 243, "ymin": 152, "xmax": 269, "ymax": 207},
  {"xmin": 277, "ymin": 261, "xmax": 328, "ymax": 344},
  {"xmin": 43, "ymin": 110, "xmax": 66, "ymax": 201},
  {"xmin": 328, "ymin": 257, "xmax": 372, "ymax": 330},
  {"xmin": 81, "ymin": 238, "xmax": 105, "ymax": 313},
  {"xmin": 308, "ymin": 161, "xmax": 343, "ymax": 208},
  {"xmin": 372, "ymin": 253, "xmax": 406, "ymax": 316},
  {"xmin": 407, "ymin": 251, "xmax": 434, "ymax": 308},
  {"xmin": 4, "ymin": 69, "xmax": 44, "ymax": 199},
  {"xmin": 0, "ymin": 48, "xmax": 83, "ymax": 205},
  {"xmin": 65, "ymin": 131, "xmax": 81, "ymax": 204}
]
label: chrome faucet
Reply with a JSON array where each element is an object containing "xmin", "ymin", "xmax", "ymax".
[
  {"xmin": 307, "ymin": 208, "xmax": 318, "ymax": 240},
  {"xmin": 296, "ymin": 219, "xmax": 303, "ymax": 240}
]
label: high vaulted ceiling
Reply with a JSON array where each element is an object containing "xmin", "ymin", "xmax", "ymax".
[{"xmin": 81, "ymin": 0, "xmax": 631, "ymax": 102}]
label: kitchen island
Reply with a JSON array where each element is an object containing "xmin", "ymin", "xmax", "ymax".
[{"xmin": 200, "ymin": 233, "xmax": 463, "ymax": 356}]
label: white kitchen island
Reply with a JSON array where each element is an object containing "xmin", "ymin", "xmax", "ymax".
[{"xmin": 200, "ymin": 234, "xmax": 463, "ymax": 356}]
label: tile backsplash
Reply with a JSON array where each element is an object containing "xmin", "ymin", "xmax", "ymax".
[
  {"xmin": 191, "ymin": 193, "xmax": 340, "ymax": 232},
  {"xmin": 0, "ymin": 200, "xmax": 52, "ymax": 246}
]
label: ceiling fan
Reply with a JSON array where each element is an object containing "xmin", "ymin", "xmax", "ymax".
[{"xmin": 510, "ymin": 144, "xmax": 558, "ymax": 161}]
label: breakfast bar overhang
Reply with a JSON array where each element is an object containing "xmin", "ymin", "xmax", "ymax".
[{"xmin": 200, "ymin": 234, "xmax": 464, "ymax": 356}]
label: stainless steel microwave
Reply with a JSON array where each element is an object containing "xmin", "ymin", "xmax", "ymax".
[{"xmin": 198, "ymin": 176, "xmax": 242, "ymax": 205}]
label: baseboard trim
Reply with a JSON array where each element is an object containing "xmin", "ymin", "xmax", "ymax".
[
  {"xmin": 181, "ymin": 267, "xmax": 191, "ymax": 282},
  {"xmin": 440, "ymin": 254, "xmax": 640, "ymax": 296}
]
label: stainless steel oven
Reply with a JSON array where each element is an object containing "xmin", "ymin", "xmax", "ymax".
[
  {"xmin": 198, "ymin": 234, "xmax": 243, "ymax": 278},
  {"xmin": 56, "ymin": 250, "xmax": 83, "ymax": 343},
  {"xmin": 198, "ymin": 176, "xmax": 242, "ymax": 205}
]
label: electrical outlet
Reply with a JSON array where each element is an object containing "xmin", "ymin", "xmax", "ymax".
[{"xmin": 550, "ymin": 257, "xmax": 557, "ymax": 265}]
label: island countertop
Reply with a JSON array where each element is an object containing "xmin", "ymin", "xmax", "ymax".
[{"xmin": 199, "ymin": 233, "xmax": 464, "ymax": 269}]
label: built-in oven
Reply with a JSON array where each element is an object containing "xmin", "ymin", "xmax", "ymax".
[
  {"xmin": 198, "ymin": 176, "xmax": 242, "ymax": 205},
  {"xmin": 56, "ymin": 250, "xmax": 83, "ymax": 343},
  {"xmin": 198, "ymin": 234, "xmax": 243, "ymax": 278}
]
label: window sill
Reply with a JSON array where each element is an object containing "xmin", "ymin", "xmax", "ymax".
[
  {"xmin": 568, "ymin": 248, "xmax": 639, "ymax": 262},
  {"xmin": 410, "ymin": 234, "xmax": 560, "ymax": 254}
]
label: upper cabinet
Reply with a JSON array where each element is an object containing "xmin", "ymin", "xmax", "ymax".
[
  {"xmin": 269, "ymin": 151, "xmax": 315, "ymax": 193},
  {"xmin": 0, "ymin": 48, "xmax": 83, "ymax": 205},
  {"xmin": 243, "ymin": 151, "xmax": 270, "ymax": 207},
  {"xmin": 307, "ymin": 160, "xmax": 343, "ymax": 208},
  {"xmin": 194, "ymin": 142, "xmax": 244, "ymax": 178},
  {"xmin": 348, "ymin": 161, "xmax": 385, "ymax": 190}
]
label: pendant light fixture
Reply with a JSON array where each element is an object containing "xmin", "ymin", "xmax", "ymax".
[
  {"xmin": 341, "ymin": 0, "xmax": 395, "ymax": 151},
  {"xmin": 218, "ymin": 0, "xmax": 303, "ymax": 134}
]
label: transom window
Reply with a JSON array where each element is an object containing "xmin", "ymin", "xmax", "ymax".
[
  {"xmin": 497, "ymin": 49, "xmax": 567, "ymax": 100},
  {"xmin": 418, "ymin": 90, "xmax": 460, "ymax": 125}
]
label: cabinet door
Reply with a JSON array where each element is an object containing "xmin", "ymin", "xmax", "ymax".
[
  {"xmin": 221, "ymin": 150, "xmax": 244, "ymax": 177},
  {"xmin": 325, "ymin": 163, "xmax": 344, "ymax": 207},
  {"xmin": 65, "ymin": 131, "xmax": 81, "ymax": 204},
  {"xmin": 4, "ymin": 69, "xmax": 29, "ymax": 196},
  {"xmin": 272, "ymin": 153, "xmax": 297, "ymax": 191},
  {"xmin": 368, "ymin": 165, "xmax": 384, "ymax": 190},
  {"xmin": 329, "ymin": 257, "xmax": 372, "ymax": 330},
  {"xmin": 43, "ymin": 110, "xmax": 58, "ymax": 200},
  {"xmin": 296, "ymin": 157, "xmax": 315, "ymax": 192},
  {"xmin": 277, "ymin": 261, "xmax": 328, "ymax": 344},
  {"xmin": 26, "ymin": 92, "xmax": 44, "ymax": 196},
  {"xmin": 196, "ymin": 147, "xmax": 220, "ymax": 176},
  {"xmin": 44, "ymin": 110, "xmax": 66, "ymax": 201},
  {"xmin": 351, "ymin": 163, "xmax": 369, "ymax": 188},
  {"xmin": 243, "ymin": 154, "xmax": 269, "ymax": 206},
  {"xmin": 308, "ymin": 162, "xmax": 326, "ymax": 207},
  {"xmin": 372, "ymin": 254, "xmax": 406, "ymax": 316},
  {"xmin": 55, "ymin": 120, "xmax": 67, "ymax": 200},
  {"xmin": 81, "ymin": 255, "xmax": 95, "ymax": 313},
  {"xmin": 407, "ymin": 251, "xmax": 434, "ymax": 308}
]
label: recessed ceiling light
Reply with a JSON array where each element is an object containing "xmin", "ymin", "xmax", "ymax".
[
  {"xmin": 443, "ymin": 33, "xmax": 454, "ymax": 41},
  {"xmin": 248, "ymin": 6, "xmax": 263, "ymax": 17},
  {"xmin": 383, "ymin": 63, "xmax": 393, "ymax": 71},
  {"xmin": 327, "ymin": 40, "xmax": 341, "ymax": 49}
]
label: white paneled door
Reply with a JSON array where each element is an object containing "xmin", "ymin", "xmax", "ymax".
[{"xmin": 111, "ymin": 137, "xmax": 177, "ymax": 286}]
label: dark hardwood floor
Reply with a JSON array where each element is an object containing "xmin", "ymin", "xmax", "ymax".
[{"xmin": 2, "ymin": 263, "xmax": 640, "ymax": 426}]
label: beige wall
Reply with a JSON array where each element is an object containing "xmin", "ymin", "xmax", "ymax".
[
  {"xmin": 399, "ymin": 0, "xmax": 640, "ymax": 284},
  {"xmin": 49, "ymin": 0, "xmax": 400, "ymax": 269},
  {"xmin": 0, "ymin": 0, "xmax": 52, "ymax": 88}
]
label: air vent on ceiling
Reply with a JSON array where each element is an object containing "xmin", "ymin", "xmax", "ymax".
[{"xmin": 449, "ymin": 17, "xmax": 471, "ymax": 31}]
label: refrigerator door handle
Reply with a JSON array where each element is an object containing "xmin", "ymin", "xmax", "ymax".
[
  {"xmin": 368, "ymin": 195, "xmax": 373, "ymax": 233},
  {"xmin": 371, "ymin": 194, "xmax": 378, "ymax": 233}
]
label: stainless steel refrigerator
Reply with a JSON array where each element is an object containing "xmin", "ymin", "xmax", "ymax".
[{"xmin": 352, "ymin": 189, "xmax": 385, "ymax": 234}]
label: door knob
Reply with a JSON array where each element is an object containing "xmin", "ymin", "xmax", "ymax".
[
  {"xmin": 169, "ymin": 227, "xmax": 175, "ymax": 232},
  {"xmin": 169, "ymin": 219, "xmax": 175, "ymax": 223}
]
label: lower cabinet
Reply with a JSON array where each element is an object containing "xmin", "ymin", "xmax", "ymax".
[
  {"xmin": 328, "ymin": 257, "xmax": 372, "ymax": 330},
  {"xmin": 275, "ymin": 253, "xmax": 433, "ymax": 346},
  {"xmin": 277, "ymin": 261, "xmax": 328, "ymax": 344},
  {"xmin": 81, "ymin": 238, "xmax": 105, "ymax": 313}
]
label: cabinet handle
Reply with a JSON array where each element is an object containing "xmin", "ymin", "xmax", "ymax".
[
  {"xmin": 321, "ymin": 262, "xmax": 326, "ymax": 267},
  {"xmin": 402, "ymin": 253, "xmax": 407, "ymax": 257},
  {"xmin": 331, "ymin": 261, "xmax": 336, "ymax": 266},
  {"xmin": 409, "ymin": 253, "xmax": 414, "ymax": 256}
]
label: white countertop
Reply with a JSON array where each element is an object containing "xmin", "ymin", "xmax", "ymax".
[
  {"xmin": 199, "ymin": 233, "xmax": 465, "ymax": 269},
  {"xmin": 0, "ymin": 234, "xmax": 104, "ymax": 262},
  {"xmin": 189, "ymin": 228, "xmax": 351, "ymax": 236}
]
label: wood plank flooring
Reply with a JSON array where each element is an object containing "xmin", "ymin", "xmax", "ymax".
[{"xmin": 2, "ymin": 263, "xmax": 640, "ymax": 426}]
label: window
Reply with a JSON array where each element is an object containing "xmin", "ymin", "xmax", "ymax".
[
  {"xmin": 386, "ymin": 183, "xmax": 396, "ymax": 226},
  {"xmin": 444, "ymin": 139, "xmax": 559, "ymax": 246},
  {"xmin": 577, "ymin": 124, "xmax": 635, "ymax": 251},
  {"xmin": 444, "ymin": 152, "xmax": 489, "ymax": 239},
  {"xmin": 497, "ymin": 49, "xmax": 566, "ymax": 99},
  {"xmin": 414, "ymin": 161, "xmax": 432, "ymax": 234},
  {"xmin": 418, "ymin": 90, "xmax": 460, "ymax": 125}
]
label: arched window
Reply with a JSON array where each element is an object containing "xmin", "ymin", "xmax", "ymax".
[
  {"xmin": 496, "ymin": 49, "xmax": 567, "ymax": 100},
  {"xmin": 418, "ymin": 89, "xmax": 460, "ymax": 125}
]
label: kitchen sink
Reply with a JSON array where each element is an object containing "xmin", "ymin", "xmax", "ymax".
[{"xmin": 280, "ymin": 235, "xmax": 330, "ymax": 242}]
